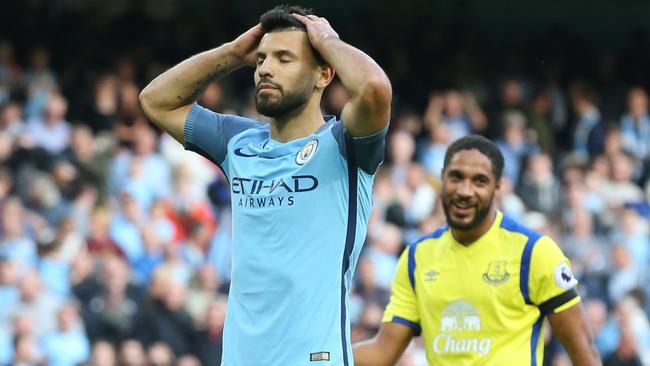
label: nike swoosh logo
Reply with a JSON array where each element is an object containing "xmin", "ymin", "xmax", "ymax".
[{"xmin": 234, "ymin": 148, "xmax": 259, "ymax": 157}]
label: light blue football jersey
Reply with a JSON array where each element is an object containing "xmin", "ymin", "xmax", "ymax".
[{"xmin": 184, "ymin": 104, "xmax": 387, "ymax": 366}]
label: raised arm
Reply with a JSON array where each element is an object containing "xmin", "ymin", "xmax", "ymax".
[
  {"xmin": 353, "ymin": 322, "xmax": 414, "ymax": 366},
  {"xmin": 294, "ymin": 14, "xmax": 391, "ymax": 137},
  {"xmin": 139, "ymin": 24, "xmax": 264, "ymax": 143},
  {"xmin": 547, "ymin": 303, "xmax": 602, "ymax": 366}
]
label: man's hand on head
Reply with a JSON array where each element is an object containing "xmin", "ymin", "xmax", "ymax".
[
  {"xmin": 228, "ymin": 24, "xmax": 265, "ymax": 66},
  {"xmin": 292, "ymin": 14, "xmax": 340, "ymax": 50}
]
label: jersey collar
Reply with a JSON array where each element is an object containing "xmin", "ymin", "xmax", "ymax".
[{"xmin": 450, "ymin": 210, "xmax": 504, "ymax": 249}]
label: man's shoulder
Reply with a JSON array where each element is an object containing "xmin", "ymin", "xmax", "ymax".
[
  {"xmin": 411, "ymin": 225, "xmax": 450, "ymax": 249},
  {"xmin": 498, "ymin": 214, "xmax": 544, "ymax": 242}
]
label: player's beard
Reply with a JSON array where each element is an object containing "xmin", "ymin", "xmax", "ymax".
[
  {"xmin": 255, "ymin": 80, "xmax": 312, "ymax": 118},
  {"xmin": 441, "ymin": 194, "xmax": 494, "ymax": 231}
]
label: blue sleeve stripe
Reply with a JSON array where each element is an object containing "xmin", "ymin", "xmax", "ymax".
[
  {"xmin": 407, "ymin": 226, "xmax": 448, "ymax": 292},
  {"xmin": 339, "ymin": 135, "xmax": 359, "ymax": 366},
  {"xmin": 529, "ymin": 317, "xmax": 544, "ymax": 366},
  {"xmin": 501, "ymin": 215, "xmax": 546, "ymax": 365},
  {"xmin": 500, "ymin": 215, "xmax": 542, "ymax": 305},
  {"xmin": 391, "ymin": 316, "xmax": 422, "ymax": 336},
  {"xmin": 520, "ymin": 240, "xmax": 536, "ymax": 304},
  {"xmin": 408, "ymin": 242, "xmax": 417, "ymax": 292},
  {"xmin": 417, "ymin": 225, "xmax": 449, "ymax": 241}
]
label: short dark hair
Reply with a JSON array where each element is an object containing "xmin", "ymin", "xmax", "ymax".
[
  {"xmin": 260, "ymin": 5, "xmax": 313, "ymax": 33},
  {"xmin": 443, "ymin": 135, "xmax": 504, "ymax": 181},
  {"xmin": 259, "ymin": 5, "xmax": 327, "ymax": 65}
]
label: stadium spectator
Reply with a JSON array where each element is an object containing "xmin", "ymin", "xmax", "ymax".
[
  {"xmin": 184, "ymin": 264, "xmax": 224, "ymax": 327},
  {"xmin": 79, "ymin": 255, "xmax": 142, "ymax": 344},
  {"xmin": 517, "ymin": 153, "xmax": 562, "ymax": 216},
  {"xmin": 193, "ymin": 298, "xmax": 227, "ymax": 366},
  {"xmin": 81, "ymin": 74, "xmax": 119, "ymax": 134},
  {"xmin": 118, "ymin": 339, "xmax": 148, "ymax": 366},
  {"xmin": 134, "ymin": 278, "xmax": 195, "ymax": 357},
  {"xmin": 41, "ymin": 302, "xmax": 90, "ymax": 366},
  {"xmin": 6, "ymin": 269, "xmax": 65, "ymax": 338},
  {"xmin": 147, "ymin": 342, "xmax": 175, "ymax": 366},
  {"xmin": 24, "ymin": 93, "xmax": 70, "ymax": 156},
  {"xmin": 418, "ymin": 119, "xmax": 450, "ymax": 180},
  {"xmin": 495, "ymin": 109, "xmax": 539, "ymax": 184},
  {"xmin": 620, "ymin": 87, "xmax": 650, "ymax": 162},
  {"xmin": 569, "ymin": 82, "xmax": 606, "ymax": 160},
  {"xmin": 87, "ymin": 340, "xmax": 117, "ymax": 366},
  {"xmin": 486, "ymin": 78, "xmax": 528, "ymax": 139},
  {"xmin": 527, "ymin": 87, "xmax": 557, "ymax": 155}
]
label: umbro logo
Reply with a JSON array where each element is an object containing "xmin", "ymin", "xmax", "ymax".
[{"xmin": 424, "ymin": 270, "xmax": 439, "ymax": 281}]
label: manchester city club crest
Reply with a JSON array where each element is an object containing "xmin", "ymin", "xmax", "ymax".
[
  {"xmin": 296, "ymin": 139, "xmax": 318, "ymax": 165},
  {"xmin": 482, "ymin": 260, "xmax": 510, "ymax": 285}
]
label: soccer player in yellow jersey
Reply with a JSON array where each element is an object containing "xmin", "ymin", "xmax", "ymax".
[{"xmin": 353, "ymin": 135, "xmax": 601, "ymax": 365}]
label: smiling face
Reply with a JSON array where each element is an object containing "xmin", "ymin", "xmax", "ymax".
[
  {"xmin": 441, "ymin": 149, "xmax": 500, "ymax": 231},
  {"xmin": 254, "ymin": 29, "xmax": 320, "ymax": 118}
]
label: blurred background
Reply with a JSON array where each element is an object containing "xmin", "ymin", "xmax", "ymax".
[{"xmin": 2, "ymin": 0, "xmax": 650, "ymax": 365}]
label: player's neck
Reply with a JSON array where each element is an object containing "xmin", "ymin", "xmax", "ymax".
[
  {"xmin": 451, "ymin": 209, "xmax": 497, "ymax": 246},
  {"xmin": 269, "ymin": 97, "xmax": 324, "ymax": 142}
]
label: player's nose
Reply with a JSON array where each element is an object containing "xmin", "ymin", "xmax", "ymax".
[
  {"xmin": 456, "ymin": 180, "xmax": 473, "ymax": 197},
  {"xmin": 257, "ymin": 58, "xmax": 274, "ymax": 78}
]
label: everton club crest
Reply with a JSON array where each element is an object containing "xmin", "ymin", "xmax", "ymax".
[{"xmin": 483, "ymin": 260, "xmax": 510, "ymax": 285}]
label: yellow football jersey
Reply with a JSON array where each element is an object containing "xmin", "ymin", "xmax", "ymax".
[{"xmin": 383, "ymin": 211, "xmax": 580, "ymax": 366}]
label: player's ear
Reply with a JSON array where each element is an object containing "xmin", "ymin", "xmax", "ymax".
[
  {"xmin": 495, "ymin": 177, "xmax": 502, "ymax": 192},
  {"xmin": 315, "ymin": 64, "xmax": 335, "ymax": 89}
]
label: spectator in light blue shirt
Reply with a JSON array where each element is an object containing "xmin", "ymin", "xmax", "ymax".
[
  {"xmin": 109, "ymin": 190, "xmax": 146, "ymax": 264},
  {"xmin": 569, "ymin": 82, "xmax": 606, "ymax": 159},
  {"xmin": 107, "ymin": 127, "xmax": 171, "ymax": 209},
  {"xmin": 42, "ymin": 302, "xmax": 90, "ymax": 366},
  {"xmin": 24, "ymin": 93, "xmax": 71, "ymax": 156},
  {"xmin": 620, "ymin": 87, "xmax": 650, "ymax": 161}
]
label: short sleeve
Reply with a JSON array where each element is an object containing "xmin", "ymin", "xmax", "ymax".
[
  {"xmin": 382, "ymin": 246, "xmax": 421, "ymax": 335},
  {"xmin": 529, "ymin": 236, "xmax": 581, "ymax": 315},
  {"xmin": 183, "ymin": 103, "xmax": 260, "ymax": 166},
  {"xmin": 331, "ymin": 122, "xmax": 388, "ymax": 175}
]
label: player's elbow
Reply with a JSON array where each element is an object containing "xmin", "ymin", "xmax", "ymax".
[
  {"xmin": 139, "ymin": 86, "xmax": 155, "ymax": 114},
  {"xmin": 139, "ymin": 86, "xmax": 164, "ymax": 122},
  {"xmin": 359, "ymin": 75, "xmax": 392, "ymax": 108}
]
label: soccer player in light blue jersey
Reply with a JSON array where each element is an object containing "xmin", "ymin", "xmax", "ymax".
[{"xmin": 139, "ymin": 5, "xmax": 391, "ymax": 366}]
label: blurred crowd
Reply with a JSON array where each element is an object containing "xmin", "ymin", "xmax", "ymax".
[{"xmin": 1, "ymin": 14, "xmax": 650, "ymax": 366}]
